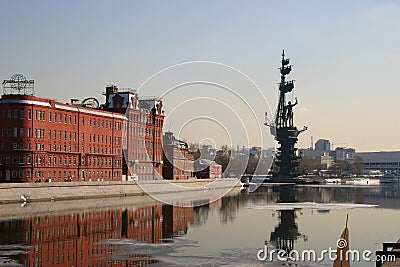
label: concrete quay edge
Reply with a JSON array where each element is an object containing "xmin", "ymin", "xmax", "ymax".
[{"xmin": 0, "ymin": 178, "xmax": 241, "ymax": 205}]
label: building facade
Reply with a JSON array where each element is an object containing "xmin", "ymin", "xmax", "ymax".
[
  {"xmin": 0, "ymin": 93, "xmax": 125, "ymax": 183},
  {"xmin": 103, "ymin": 85, "xmax": 164, "ymax": 180},
  {"xmin": 315, "ymin": 139, "xmax": 331, "ymax": 151},
  {"xmin": 194, "ymin": 159, "xmax": 222, "ymax": 179},
  {"xmin": 356, "ymin": 151, "xmax": 400, "ymax": 173},
  {"xmin": 162, "ymin": 131, "xmax": 194, "ymax": 180},
  {"xmin": 0, "ymin": 76, "xmax": 164, "ymax": 183}
]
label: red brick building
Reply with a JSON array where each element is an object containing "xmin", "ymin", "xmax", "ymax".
[
  {"xmin": 162, "ymin": 131, "xmax": 194, "ymax": 180},
  {"xmin": 0, "ymin": 75, "xmax": 164, "ymax": 183},
  {"xmin": 194, "ymin": 159, "xmax": 223, "ymax": 179},
  {"xmin": 0, "ymin": 93, "xmax": 125, "ymax": 182},
  {"xmin": 103, "ymin": 85, "xmax": 164, "ymax": 180}
]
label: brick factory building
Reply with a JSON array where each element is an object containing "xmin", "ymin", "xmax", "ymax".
[
  {"xmin": 194, "ymin": 159, "xmax": 222, "ymax": 179},
  {"xmin": 103, "ymin": 85, "xmax": 164, "ymax": 181},
  {"xmin": 0, "ymin": 74, "xmax": 164, "ymax": 182},
  {"xmin": 162, "ymin": 131, "xmax": 194, "ymax": 180}
]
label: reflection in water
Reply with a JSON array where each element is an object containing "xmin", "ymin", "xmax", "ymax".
[
  {"xmin": 0, "ymin": 184, "xmax": 400, "ymax": 266},
  {"xmin": 268, "ymin": 186, "xmax": 305, "ymax": 253},
  {"xmin": 0, "ymin": 205, "xmax": 193, "ymax": 266}
]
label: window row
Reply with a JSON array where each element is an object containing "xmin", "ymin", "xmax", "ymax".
[{"xmin": 1, "ymin": 109, "xmax": 25, "ymax": 120}]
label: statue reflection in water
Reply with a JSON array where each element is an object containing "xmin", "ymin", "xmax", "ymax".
[{"xmin": 267, "ymin": 185, "xmax": 307, "ymax": 254}]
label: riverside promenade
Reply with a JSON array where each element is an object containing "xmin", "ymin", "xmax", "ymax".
[{"xmin": 0, "ymin": 178, "xmax": 241, "ymax": 220}]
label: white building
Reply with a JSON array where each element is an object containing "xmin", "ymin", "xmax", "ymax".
[{"xmin": 356, "ymin": 151, "xmax": 400, "ymax": 172}]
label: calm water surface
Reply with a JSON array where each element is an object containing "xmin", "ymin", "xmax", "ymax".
[{"xmin": 1, "ymin": 184, "xmax": 400, "ymax": 266}]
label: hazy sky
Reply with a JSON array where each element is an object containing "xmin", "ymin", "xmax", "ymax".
[{"xmin": 1, "ymin": 0, "xmax": 399, "ymax": 152}]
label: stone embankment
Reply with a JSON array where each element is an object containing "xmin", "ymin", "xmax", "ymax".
[{"xmin": 0, "ymin": 178, "xmax": 240, "ymax": 204}]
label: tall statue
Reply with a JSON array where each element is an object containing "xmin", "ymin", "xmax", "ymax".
[
  {"xmin": 267, "ymin": 50, "xmax": 307, "ymax": 178},
  {"xmin": 284, "ymin": 97, "xmax": 298, "ymax": 127}
]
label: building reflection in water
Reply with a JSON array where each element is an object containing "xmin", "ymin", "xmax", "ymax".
[
  {"xmin": 1, "ymin": 185, "xmax": 400, "ymax": 266},
  {"xmin": 0, "ymin": 204, "xmax": 195, "ymax": 266}
]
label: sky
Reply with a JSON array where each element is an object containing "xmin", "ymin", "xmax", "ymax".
[{"xmin": 0, "ymin": 0, "xmax": 399, "ymax": 152}]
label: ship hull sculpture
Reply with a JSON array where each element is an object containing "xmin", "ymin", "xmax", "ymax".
[{"xmin": 267, "ymin": 50, "xmax": 308, "ymax": 182}]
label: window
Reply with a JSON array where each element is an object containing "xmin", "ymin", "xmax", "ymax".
[
  {"xmin": 19, "ymin": 143, "xmax": 24, "ymax": 149},
  {"xmin": 19, "ymin": 156, "xmax": 24, "ymax": 164},
  {"xmin": 13, "ymin": 143, "xmax": 17, "ymax": 149},
  {"xmin": 20, "ymin": 128, "xmax": 24, "ymax": 137},
  {"xmin": 27, "ymin": 128, "xmax": 31, "ymax": 138},
  {"xmin": 8, "ymin": 110, "xmax": 11, "ymax": 118},
  {"xmin": 48, "ymin": 130, "xmax": 51, "ymax": 139},
  {"xmin": 49, "ymin": 112, "xmax": 52, "ymax": 122},
  {"xmin": 54, "ymin": 113, "xmax": 57, "ymax": 122},
  {"xmin": 81, "ymin": 133, "xmax": 84, "ymax": 141},
  {"xmin": 13, "ymin": 128, "xmax": 18, "ymax": 137},
  {"xmin": 14, "ymin": 109, "xmax": 18, "ymax": 119},
  {"xmin": 20, "ymin": 110, "xmax": 24, "ymax": 119}
]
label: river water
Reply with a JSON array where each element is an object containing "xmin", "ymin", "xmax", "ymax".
[{"xmin": 1, "ymin": 184, "xmax": 399, "ymax": 266}]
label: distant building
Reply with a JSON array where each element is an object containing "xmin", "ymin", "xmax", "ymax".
[
  {"xmin": 320, "ymin": 153, "xmax": 334, "ymax": 168},
  {"xmin": 356, "ymin": 151, "xmax": 400, "ymax": 173},
  {"xmin": 315, "ymin": 139, "xmax": 331, "ymax": 151},
  {"xmin": 199, "ymin": 144, "xmax": 217, "ymax": 160},
  {"xmin": 334, "ymin": 147, "xmax": 355, "ymax": 162},
  {"xmin": 162, "ymin": 132, "xmax": 194, "ymax": 180},
  {"xmin": 298, "ymin": 148, "xmax": 326, "ymax": 159},
  {"xmin": 194, "ymin": 159, "xmax": 222, "ymax": 179}
]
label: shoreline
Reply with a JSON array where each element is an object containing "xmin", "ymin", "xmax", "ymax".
[
  {"xmin": 0, "ymin": 178, "xmax": 241, "ymax": 205},
  {"xmin": 0, "ymin": 178, "xmax": 242, "ymax": 221}
]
